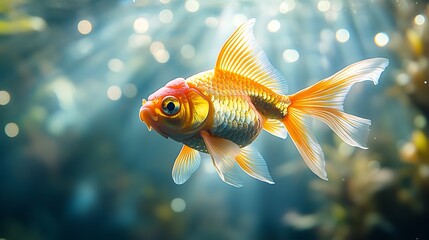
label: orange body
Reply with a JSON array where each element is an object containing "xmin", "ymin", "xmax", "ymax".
[{"xmin": 181, "ymin": 70, "xmax": 290, "ymax": 153}]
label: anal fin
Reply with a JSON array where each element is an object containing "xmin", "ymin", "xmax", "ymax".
[
  {"xmin": 235, "ymin": 145, "xmax": 274, "ymax": 184},
  {"xmin": 201, "ymin": 131, "xmax": 243, "ymax": 187}
]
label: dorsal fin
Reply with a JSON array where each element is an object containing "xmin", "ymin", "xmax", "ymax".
[{"xmin": 215, "ymin": 18, "xmax": 288, "ymax": 95}]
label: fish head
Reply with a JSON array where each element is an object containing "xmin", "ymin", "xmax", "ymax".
[{"xmin": 140, "ymin": 78, "xmax": 210, "ymax": 140}]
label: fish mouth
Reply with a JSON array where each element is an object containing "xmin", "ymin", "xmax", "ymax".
[{"xmin": 139, "ymin": 100, "xmax": 168, "ymax": 138}]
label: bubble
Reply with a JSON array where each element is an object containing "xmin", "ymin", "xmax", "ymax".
[
  {"xmin": 171, "ymin": 198, "xmax": 186, "ymax": 212},
  {"xmin": 180, "ymin": 44, "xmax": 195, "ymax": 59},
  {"xmin": 185, "ymin": 0, "xmax": 199, "ymax": 13},
  {"xmin": 267, "ymin": 20, "xmax": 281, "ymax": 33},
  {"xmin": 78, "ymin": 20, "xmax": 92, "ymax": 35},
  {"xmin": 107, "ymin": 86, "xmax": 122, "ymax": 101},
  {"xmin": 159, "ymin": 9, "xmax": 173, "ymax": 23},
  {"xmin": 133, "ymin": 17, "xmax": 149, "ymax": 34},
  {"xmin": 283, "ymin": 49, "xmax": 299, "ymax": 63},
  {"xmin": 0, "ymin": 90, "xmax": 10, "ymax": 105},
  {"xmin": 5, "ymin": 122, "xmax": 19, "ymax": 138},
  {"xmin": 374, "ymin": 32, "xmax": 389, "ymax": 47},
  {"xmin": 336, "ymin": 29, "xmax": 350, "ymax": 43}
]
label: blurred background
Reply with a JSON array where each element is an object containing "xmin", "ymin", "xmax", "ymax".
[{"xmin": 1, "ymin": 0, "xmax": 429, "ymax": 239}]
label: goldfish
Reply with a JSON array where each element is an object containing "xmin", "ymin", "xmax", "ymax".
[{"xmin": 139, "ymin": 19, "xmax": 389, "ymax": 187}]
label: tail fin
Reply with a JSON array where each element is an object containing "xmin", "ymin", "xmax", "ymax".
[{"xmin": 282, "ymin": 58, "xmax": 389, "ymax": 180}]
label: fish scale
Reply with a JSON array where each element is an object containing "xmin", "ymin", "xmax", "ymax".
[{"xmin": 185, "ymin": 69, "xmax": 289, "ymax": 151}]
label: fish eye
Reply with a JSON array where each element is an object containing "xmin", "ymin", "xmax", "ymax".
[{"xmin": 161, "ymin": 96, "xmax": 180, "ymax": 115}]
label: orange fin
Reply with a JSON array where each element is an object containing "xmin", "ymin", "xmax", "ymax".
[
  {"xmin": 283, "ymin": 109, "xmax": 327, "ymax": 180},
  {"xmin": 263, "ymin": 118, "xmax": 288, "ymax": 139},
  {"xmin": 290, "ymin": 58, "xmax": 389, "ymax": 149},
  {"xmin": 201, "ymin": 131, "xmax": 243, "ymax": 187},
  {"xmin": 283, "ymin": 58, "xmax": 389, "ymax": 179},
  {"xmin": 214, "ymin": 18, "xmax": 288, "ymax": 95},
  {"xmin": 172, "ymin": 145, "xmax": 201, "ymax": 184},
  {"xmin": 235, "ymin": 145, "xmax": 274, "ymax": 184}
]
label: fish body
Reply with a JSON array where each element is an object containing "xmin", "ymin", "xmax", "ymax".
[
  {"xmin": 139, "ymin": 19, "xmax": 389, "ymax": 187},
  {"xmin": 182, "ymin": 69, "xmax": 289, "ymax": 152}
]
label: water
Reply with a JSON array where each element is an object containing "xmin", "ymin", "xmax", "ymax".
[{"xmin": 1, "ymin": 0, "xmax": 429, "ymax": 239}]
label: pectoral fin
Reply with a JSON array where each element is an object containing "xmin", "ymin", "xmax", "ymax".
[
  {"xmin": 172, "ymin": 145, "xmax": 201, "ymax": 184},
  {"xmin": 235, "ymin": 145, "xmax": 274, "ymax": 184},
  {"xmin": 201, "ymin": 131, "xmax": 243, "ymax": 187}
]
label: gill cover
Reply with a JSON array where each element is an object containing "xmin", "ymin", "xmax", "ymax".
[{"xmin": 145, "ymin": 78, "xmax": 210, "ymax": 138}]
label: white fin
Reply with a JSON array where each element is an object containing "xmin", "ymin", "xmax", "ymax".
[
  {"xmin": 172, "ymin": 145, "xmax": 201, "ymax": 184},
  {"xmin": 263, "ymin": 118, "xmax": 288, "ymax": 139},
  {"xmin": 215, "ymin": 18, "xmax": 288, "ymax": 95},
  {"xmin": 235, "ymin": 145, "xmax": 274, "ymax": 184},
  {"xmin": 201, "ymin": 131, "xmax": 243, "ymax": 187}
]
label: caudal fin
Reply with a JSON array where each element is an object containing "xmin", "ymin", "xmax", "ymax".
[{"xmin": 282, "ymin": 58, "xmax": 389, "ymax": 180}]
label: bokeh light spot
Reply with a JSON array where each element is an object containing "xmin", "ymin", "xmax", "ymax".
[
  {"xmin": 414, "ymin": 115, "xmax": 426, "ymax": 128},
  {"xmin": 77, "ymin": 20, "xmax": 92, "ymax": 35},
  {"xmin": 185, "ymin": 0, "xmax": 200, "ymax": 13},
  {"xmin": 0, "ymin": 90, "xmax": 10, "ymax": 105},
  {"xmin": 154, "ymin": 49, "xmax": 170, "ymax": 63},
  {"xmin": 150, "ymin": 41, "xmax": 165, "ymax": 53},
  {"xmin": 283, "ymin": 49, "xmax": 299, "ymax": 63},
  {"xmin": 171, "ymin": 198, "xmax": 186, "ymax": 212},
  {"xmin": 150, "ymin": 42, "xmax": 169, "ymax": 63},
  {"xmin": 205, "ymin": 17, "xmax": 218, "ymax": 28},
  {"xmin": 5, "ymin": 122, "xmax": 19, "ymax": 138},
  {"xmin": 159, "ymin": 9, "xmax": 173, "ymax": 24},
  {"xmin": 107, "ymin": 86, "xmax": 122, "ymax": 101},
  {"xmin": 123, "ymin": 84, "xmax": 137, "ymax": 98},
  {"xmin": 267, "ymin": 20, "xmax": 281, "ymax": 32},
  {"xmin": 133, "ymin": 17, "xmax": 149, "ymax": 34},
  {"xmin": 128, "ymin": 34, "xmax": 152, "ymax": 48},
  {"xmin": 396, "ymin": 73, "xmax": 410, "ymax": 86},
  {"xmin": 374, "ymin": 32, "xmax": 389, "ymax": 47},
  {"xmin": 414, "ymin": 14, "xmax": 425, "ymax": 25},
  {"xmin": 336, "ymin": 29, "xmax": 350, "ymax": 43},
  {"xmin": 279, "ymin": 0, "xmax": 296, "ymax": 13},
  {"xmin": 108, "ymin": 58, "xmax": 124, "ymax": 73},
  {"xmin": 180, "ymin": 44, "xmax": 195, "ymax": 59},
  {"xmin": 318, "ymin": 0, "xmax": 331, "ymax": 12}
]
